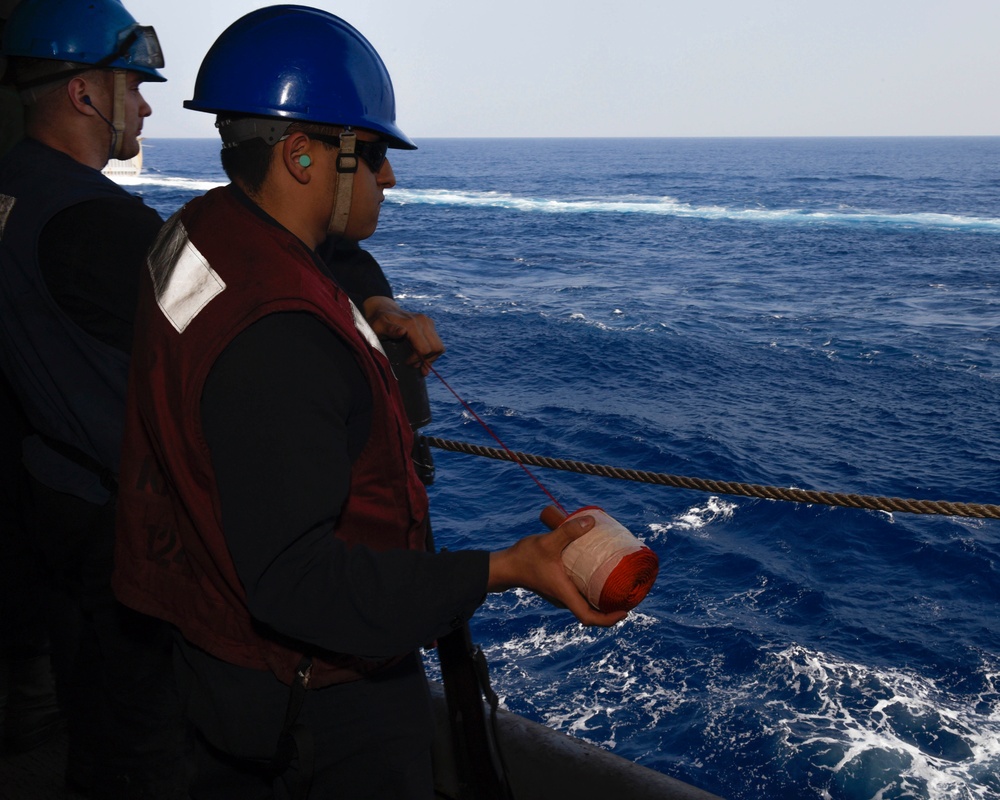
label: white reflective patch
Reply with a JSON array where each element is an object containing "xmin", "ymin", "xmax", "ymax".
[
  {"xmin": 148, "ymin": 217, "xmax": 225, "ymax": 333},
  {"xmin": 0, "ymin": 194, "xmax": 16, "ymax": 239},
  {"xmin": 349, "ymin": 299, "xmax": 386, "ymax": 357}
]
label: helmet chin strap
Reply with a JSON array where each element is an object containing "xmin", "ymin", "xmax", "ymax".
[
  {"xmin": 110, "ymin": 68, "xmax": 127, "ymax": 160},
  {"xmin": 326, "ymin": 129, "xmax": 357, "ymax": 236},
  {"xmin": 87, "ymin": 69, "xmax": 128, "ymax": 160}
]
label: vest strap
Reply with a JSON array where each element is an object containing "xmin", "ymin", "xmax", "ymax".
[
  {"xmin": 37, "ymin": 433, "xmax": 119, "ymax": 493},
  {"xmin": 271, "ymin": 656, "xmax": 314, "ymax": 799}
]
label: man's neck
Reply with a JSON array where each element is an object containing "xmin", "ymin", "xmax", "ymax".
[
  {"xmin": 244, "ymin": 179, "xmax": 325, "ymax": 251},
  {"xmin": 27, "ymin": 126, "xmax": 108, "ymax": 171},
  {"xmin": 228, "ymin": 184, "xmax": 319, "ymax": 256}
]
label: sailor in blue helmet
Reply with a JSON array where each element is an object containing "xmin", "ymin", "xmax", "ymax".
[
  {"xmin": 114, "ymin": 6, "xmax": 625, "ymax": 799},
  {"xmin": 0, "ymin": 2, "xmax": 195, "ymax": 796},
  {"xmin": 2, "ymin": 0, "xmax": 165, "ymax": 161}
]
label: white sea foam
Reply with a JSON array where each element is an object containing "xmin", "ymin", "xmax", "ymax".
[
  {"xmin": 478, "ymin": 612, "xmax": 673, "ymax": 753},
  {"xmin": 759, "ymin": 646, "xmax": 1000, "ymax": 799},
  {"xmin": 647, "ymin": 496, "xmax": 738, "ymax": 541},
  {"xmin": 493, "ymin": 620, "xmax": 601, "ymax": 660},
  {"xmin": 106, "ymin": 174, "xmax": 226, "ymax": 192},
  {"xmin": 386, "ymin": 188, "xmax": 1000, "ymax": 232},
  {"xmin": 393, "ymin": 292, "xmax": 438, "ymax": 301},
  {"xmin": 107, "ymin": 177, "xmax": 1000, "ymax": 232}
]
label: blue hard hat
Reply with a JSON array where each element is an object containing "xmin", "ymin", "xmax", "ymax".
[
  {"xmin": 185, "ymin": 5, "xmax": 415, "ymax": 150},
  {"xmin": 2, "ymin": 0, "xmax": 165, "ymax": 82}
]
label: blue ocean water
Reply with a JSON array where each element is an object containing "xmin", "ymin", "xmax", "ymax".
[{"xmin": 121, "ymin": 137, "xmax": 1000, "ymax": 800}]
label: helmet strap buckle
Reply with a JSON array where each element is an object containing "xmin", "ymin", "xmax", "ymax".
[{"xmin": 335, "ymin": 130, "xmax": 358, "ymax": 174}]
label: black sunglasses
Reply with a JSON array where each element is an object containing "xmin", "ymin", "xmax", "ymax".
[{"xmin": 306, "ymin": 134, "xmax": 389, "ymax": 174}]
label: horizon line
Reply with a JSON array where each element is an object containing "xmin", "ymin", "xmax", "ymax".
[{"xmin": 142, "ymin": 133, "xmax": 1000, "ymax": 141}]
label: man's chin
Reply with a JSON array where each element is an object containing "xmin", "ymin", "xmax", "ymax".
[{"xmin": 118, "ymin": 140, "xmax": 142, "ymax": 161}]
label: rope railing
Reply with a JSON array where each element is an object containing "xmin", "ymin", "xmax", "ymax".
[{"xmin": 422, "ymin": 436, "xmax": 1000, "ymax": 520}]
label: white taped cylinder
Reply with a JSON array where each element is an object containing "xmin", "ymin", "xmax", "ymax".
[{"xmin": 560, "ymin": 507, "xmax": 659, "ymax": 612}]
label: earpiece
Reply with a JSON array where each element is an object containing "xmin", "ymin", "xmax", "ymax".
[
  {"xmin": 82, "ymin": 95, "xmax": 92, "ymax": 105},
  {"xmin": 297, "ymin": 154, "xmax": 312, "ymax": 168}
]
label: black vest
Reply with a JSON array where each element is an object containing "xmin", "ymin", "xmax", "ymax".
[{"xmin": 0, "ymin": 138, "xmax": 140, "ymax": 498}]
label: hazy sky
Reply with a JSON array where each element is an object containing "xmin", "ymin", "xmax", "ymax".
[{"xmin": 126, "ymin": 0, "xmax": 1000, "ymax": 139}]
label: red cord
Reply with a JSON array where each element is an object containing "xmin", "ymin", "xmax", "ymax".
[{"xmin": 427, "ymin": 363, "xmax": 567, "ymax": 516}]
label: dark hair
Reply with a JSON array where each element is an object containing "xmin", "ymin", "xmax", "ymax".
[
  {"xmin": 218, "ymin": 117, "xmax": 341, "ymax": 195},
  {"xmin": 219, "ymin": 135, "xmax": 273, "ymax": 195}
]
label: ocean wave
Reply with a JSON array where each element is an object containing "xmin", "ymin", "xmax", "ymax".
[
  {"xmin": 462, "ymin": 603, "xmax": 1000, "ymax": 798},
  {"xmin": 387, "ymin": 188, "xmax": 1000, "ymax": 232}
]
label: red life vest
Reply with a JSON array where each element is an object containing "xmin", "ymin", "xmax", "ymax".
[{"xmin": 113, "ymin": 187, "xmax": 428, "ymax": 687}]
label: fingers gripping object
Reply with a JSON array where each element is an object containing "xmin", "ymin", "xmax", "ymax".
[{"xmin": 542, "ymin": 506, "xmax": 660, "ymax": 613}]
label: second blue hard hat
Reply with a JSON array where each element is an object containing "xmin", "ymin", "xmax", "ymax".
[{"xmin": 185, "ymin": 5, "xmax": 415, "ymax": 150}]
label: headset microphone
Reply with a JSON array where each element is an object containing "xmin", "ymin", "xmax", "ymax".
[
  {"xmin": 81, "ymin": 95, "xmax": 121, "ymax": 160},
  {"xmin": 86, "ymin": 100, "xmax": 114, "ymax": 128}
]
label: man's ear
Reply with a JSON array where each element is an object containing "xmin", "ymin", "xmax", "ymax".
[
  {"xmin": 282, "ymin": 131, "xmax": 314, "ymax": 184},
  {"xmin": 66, "ymin": 74, "xmax": 98, "ymax": 114}
]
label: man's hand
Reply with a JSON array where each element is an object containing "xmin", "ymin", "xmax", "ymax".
[
  {"xmin": 362, "ymin": 296, "xmax": 445, "ymax": 375},
  {"xmin": 487, "ymin": 515, "xmax": 629, "ymax": 628}
]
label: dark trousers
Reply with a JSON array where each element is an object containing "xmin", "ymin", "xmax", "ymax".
[
  {"xmin": 0, "ymin": 376, "xmax": 47, "ymax": 659},
  {"xmin": 26, "ymin": 476, "xmax": 190, "ymax": 798},
  {"xmin": 0, "ymin": 469, "xmax": 48, "ymax": 659},
  {"xmin": 185, "ymin": 652, "xmax": 435, "ymax": 800}
]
